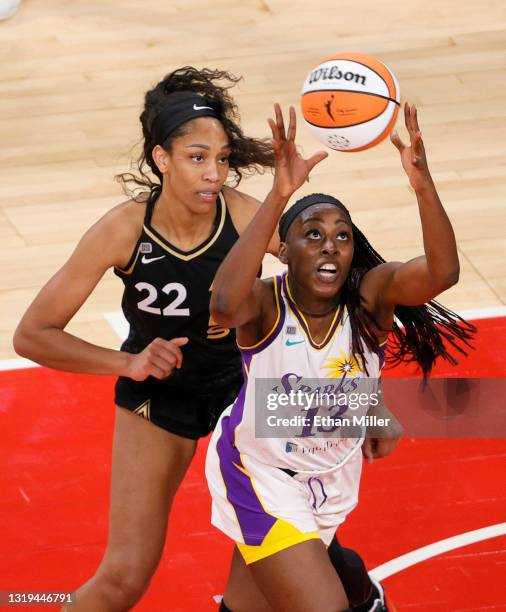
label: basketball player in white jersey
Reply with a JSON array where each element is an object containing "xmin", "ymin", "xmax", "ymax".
[{"xmin": 206, "ymin": 103, "xmax": 473, "ymax": 611}]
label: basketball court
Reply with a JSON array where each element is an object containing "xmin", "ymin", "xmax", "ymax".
[{"xmin": 1, "ymin": 1, "xmax": 505, "ymax": 610}]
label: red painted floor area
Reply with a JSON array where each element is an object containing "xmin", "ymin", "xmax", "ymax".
[{"xmin": 1, "ymin": 317, "xmax": 505, "ymax": 611}]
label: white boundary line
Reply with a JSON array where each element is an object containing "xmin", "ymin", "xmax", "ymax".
[
  {"xmin": 103, "ymin": 311, "xmax": 129, "ymax": 341},
  {"xmin": 369, "ymin": 522, "xmax": 506, "ymax": 581},
  {"xmin": 1, "ymin": 305, "xmax": 505, "ymax": 372},
  {"xmin": 0, "ymin": 357, "xmax": 40, "ymax": 371},
  {"xmin": 212, "ymin": 523, "xmax": 506, "ymax": 602},
  {"xmin": 457, "ymin": 305, "xmax": 506, "ymax": 321}
]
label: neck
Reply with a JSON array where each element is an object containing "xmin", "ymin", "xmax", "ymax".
[
  {"xmin": 152, "ymin": 185, "xmax": 217, "ymax": 248},
  {"xmin": 287, "ymin": 276, "xmax": 340, "ymax": 318}
]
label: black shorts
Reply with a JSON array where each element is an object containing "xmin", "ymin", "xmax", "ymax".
[{"xmin": 115, "ymin": 370, "xmax": 244, "ymax": 440}]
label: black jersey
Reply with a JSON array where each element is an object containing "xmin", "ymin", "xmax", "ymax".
[{"xmin": 114, "ymin": 192, "xmax": 241, "ymax": 388}]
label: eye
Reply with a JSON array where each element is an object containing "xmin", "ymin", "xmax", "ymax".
[
  {"xmin": 337, "ymin": 231, "xmax": 350, "ymax": 241},
  {"xmin": 305, "ymin": 229, "xmax": 321, "ymax": 239},
  {"xmin": 191, "ymin": 154, "xmax": 204, "ymax": 162},
  {"xmin": 218, "ymin": 156, "xmax": 230, "ymax": 165}
]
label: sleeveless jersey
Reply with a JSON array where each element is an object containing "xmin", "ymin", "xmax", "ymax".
[
  {"xmin": 220, "ymin": 274, "xmax": 386, "ymax": 473},
  {"xmin": 114, "ymin": 192, "xmax": 241, "ymax": 387}
]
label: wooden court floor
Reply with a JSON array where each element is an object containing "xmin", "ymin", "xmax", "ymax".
[
  {"xmin": 1, "ymin": 2, "xmax": 506, "ymax": 611},
  {"xmin": 1, "ymin": 0, "xmax": 505, "ymax": 359}
]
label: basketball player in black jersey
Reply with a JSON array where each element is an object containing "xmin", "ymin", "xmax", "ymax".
[
  {"xmin": 15, "ymin": 68, "xmax": 401, "ymax": 611},
  {"xmin": 13, "ymin": 67, "xmax": 282, "ymax": 611}
]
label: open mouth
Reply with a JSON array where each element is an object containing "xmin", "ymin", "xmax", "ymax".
[
  {"xmin": 197, "ymin": 191, "xmax": 218, "ymax": 201},
  {"xmin": 317, "ymin": 263, "xmax": 337, "ymax": 277},
  {"xmin": 315, "ymin": 262, "xmax": 339, "ymax": 284}
]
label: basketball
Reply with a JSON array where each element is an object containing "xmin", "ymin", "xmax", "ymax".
[{"xmin": 301, "ymin": 53, "xmax": 401, "ymax": 152}]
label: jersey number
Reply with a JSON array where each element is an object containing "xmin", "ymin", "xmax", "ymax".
[{"xmin": 135, "ymin": 282, "xmax": 190, "ymax": 316}]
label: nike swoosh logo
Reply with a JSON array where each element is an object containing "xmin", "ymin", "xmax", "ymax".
[
  {"xmin": 285, "ymin": 339, "xmax": 304, "ymax": 346},
  {"xmin": 193, "ymin": 103, "xmax": 213, "ymax": 111},
  {"xmin": 141, "ymin": 255, "xmax": 166, "ymax": 264}
]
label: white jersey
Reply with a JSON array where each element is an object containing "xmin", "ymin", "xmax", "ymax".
[{"xmin": 220, "ymin": 274, "xmax": 386, "ymax": 474}]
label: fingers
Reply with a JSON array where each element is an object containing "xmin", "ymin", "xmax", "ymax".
[
  {"xmin": 412, "ymin": 103, "xmax": 421, "ymax": 133},
  {"xmin": 306, "ymin": 150, "xmax": 329, "ymax": 172},
  {"xmin": 268, "ymin": 104, "xmax": 289, "ymax": 154},
  {"xmin": 145, "ymin": 337, "xmax": 187, "ymax": 378},
  {"xmin": 274, "ymin": 102, "xmax": 286, "ymax": 141},
  {"xmin": 411, "ymin": 131, "xmax": 423, "ymax": 165},
  {"xmin": 286, "ymin": 106, "xmax": 296, "ymax": 141},
  {"xmin": 268, "ymin": 104, "xmax": 297, "ymax": 141},
  {"xmin": 362, "ymin": 439, "xmax": 375, "ymax": 464},
  {"xmin": 404, "ymin": 102, "xmax": 422, "ymax": 137},
  {"xmin": 390, "ymin": 129, "xmax": 405, "ymax": 153},
  {"xmin": 268, "ymin": 117, "xmax": 284, "ymax": 154}
]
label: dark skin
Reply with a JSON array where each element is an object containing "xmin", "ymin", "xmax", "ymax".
[{"xmin": 210, "ymin": 103, "xmax": 459, "ymax": 611}]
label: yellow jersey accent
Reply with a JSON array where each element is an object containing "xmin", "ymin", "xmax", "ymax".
[
  {"xmin": 285, "ymin": 277, "xmax": 343, "ymax": 350},
  {"xmin": 237, "ymin": 278, "xmax": 281, "ymax": 350},
  {"xmin": 322, "ymin": 350, "xmax": 364, "ymax": 378},
  {"xmin": 237, "ymin": 518, "xmax": 320, "ymax": 564},
  {"xmin": 143, "ymin": 193, "xmax": 226, "ymax": 261},
  {"xmin": 115, "ymin": 245, "xmax": 142, "ymax": 276}
]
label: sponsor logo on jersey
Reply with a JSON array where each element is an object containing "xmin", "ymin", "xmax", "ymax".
[
  {"xmin": 285, "ymin": 440, "xmax": 343, "ymax": 454},
  {"xmin": 140, "ymin": 242, "xmax": 152, "ymax": 253},
  {"xmin": 133, "ymin": 399, "xmax": 151, "ymax": 420},
  {"xmin": 285, "ymin": 339, "xmax": 304, "ymax": 347},
  {"xmin": 141, "ymin": 254, "xmax": 166, "ymax": 264}
]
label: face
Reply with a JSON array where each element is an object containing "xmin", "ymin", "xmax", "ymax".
[
  {"xmin": 154, "ymin": 117, "xmax": 231, "ymax": 213},
  {"xmin": 279, "ymin": 203, "xmax": 354, "ymax": 300}
]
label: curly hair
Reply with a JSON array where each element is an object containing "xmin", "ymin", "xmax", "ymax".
[{"xmin": 116, "ymin": 66, "xmax": 274, "ymax": 201}]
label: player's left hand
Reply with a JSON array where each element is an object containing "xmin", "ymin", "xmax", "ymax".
[
  {"xmin": 390, "ymin": 102, "xmax": 432, "ymax": 193},
  {"xmin": 362, "ymin": 434, "xmax": 401, "ymax": 464},
  {"xmin": 362, "ymin": 384, "xmax": 404, "ymax": 463},
  {"xmin": 268, "ymin": 103, "xmax": 328, "ymax": 200}
]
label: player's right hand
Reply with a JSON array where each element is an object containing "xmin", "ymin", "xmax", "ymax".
[{"xmin": 125, "ymin": 337, "xmax": 189, "ymax": 381}]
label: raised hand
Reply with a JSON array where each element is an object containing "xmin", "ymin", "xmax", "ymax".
[
  {"xmin": 390, "ymin": 102, "xmax": 432, "ymax": 192},
  {"xmin": 126, "ymin": 336, "xmax": 188, "ymax": 381},
  {"xmin": 268, "ymin": 103, "xmax": 328, "ymax": 200}
]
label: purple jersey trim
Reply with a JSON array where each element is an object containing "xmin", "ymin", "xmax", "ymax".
[
  {"xmin": 281, "ymin": 274, "xmax": 344, "ymax": 350},
  {"xmin": 217, "ymin": 385, "xmax": 277, "ymax": 545},
  {"xmin": 239, "ymin": 276, "xmax": 286, "ymax": 356}
]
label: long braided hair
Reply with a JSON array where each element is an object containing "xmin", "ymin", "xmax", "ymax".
[
  {"xmin": 345, "ymin": 223, "xmax": 475, "ymax": 377},
  {"xmin": 281, "ymin": 193, "xmax": 476, "ymax": 377}
]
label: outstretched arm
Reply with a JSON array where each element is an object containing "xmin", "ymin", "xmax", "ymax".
[
  {"xmin": 210, "ymin": 105, "xmax": 327, "ymax": 329},
  {"xmin": 13, "ymin": 205, "xmax": 188, "ymax": 381},
  {"xmin": 362, "ymin": 103, "xmax": 459, "ymax": 311}
]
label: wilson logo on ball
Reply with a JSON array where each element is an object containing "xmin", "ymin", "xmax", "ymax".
[{"xmin": 308, "ymin": 66, "xmax": 367, "ymax": 86}]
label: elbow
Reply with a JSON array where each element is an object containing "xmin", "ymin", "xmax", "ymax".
[
  {"xmin": 435, "ymin": 265, "xmax": 460, "ymax": 293},
  {"xmin": 447, "ymin": 265, "xmax": 460, "ymax": 287},
  {"xmin": 13, "ymin": 326, "xmax": 32, "ymax": 358},
  {"xmin": 210, "ymin": 294, "xmax": 236, "ymax": 328},
  {"xmin": 445, "ymin": 262, "xmax": 460, "ymax": 288}
]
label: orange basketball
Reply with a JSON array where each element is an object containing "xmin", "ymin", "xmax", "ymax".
[{"xmin": 301, "ymin": 53, "xmax": 400, "ymax": 152}]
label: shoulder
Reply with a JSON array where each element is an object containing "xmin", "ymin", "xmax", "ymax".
[
  {"xmin": 81, "ymin": 193, "xmax": 149, "ymax": 270},
  {"xmin": 237, "ymin": 276, "xmax": 280, "ymax": 347},
  {"xmin": 222, "ymin": 185, "xmax": 280, "ymax": 255},
  {"xmin": 221, "ymin": 185, "xmax": 262, "ymax": 231}
]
